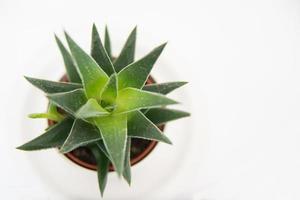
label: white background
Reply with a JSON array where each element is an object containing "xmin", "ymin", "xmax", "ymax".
[{"xmin": 1, "ymin": 0, "xmax": 300, "ymax": 199}]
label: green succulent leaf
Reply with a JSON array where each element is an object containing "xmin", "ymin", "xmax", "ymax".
[
  {"xmin": 114, "ymin": 27, "xmax": 137, "ymax": 72},
  {"xmin": 117, "ymin": 43, "xmax": 167, "ymax": 90},
  {"xmin": 145, "ymin": 108, "xmax": 190, "ymax": 125},
  {"xmin": 89, "ymin": 145, "xmax": 110, "ymax": 197},
  {"xmin": 76, "ymin": 98, "xmax": 109, "ymax": 119},
  {"xmin": 91, "ymin": 24, "xmax": 115, "ymax": 76},
  {"xmin": 60, "ymin": 119, "xmax": 101, "ymax": 153},
  {"xmin": 25, "ymin": 76, "xmax": 82, "ymax": 94},
  {"xmin": 65, "ymin": 32, "xmax": 109, "ymax": 99},
  {"xmin": 17, "ymin": 117, "xmax": 74, "ymax": 151},
  {"xmin": 97, "ymin": 137, "xmax": 131, "ymax": 184},
  {"xmin": 30, "ymin": 103, "xmax": 64, "ymax": 122},
  {"xmin": 28, "ymin": 113, "xmax": 63, "ymax": 122},
  {"xmin": 47, "ymin": 89, "xmax": 87, "ymax": 116},
  {"xmin": 48, "ymin": 103, "xmax": 64, "ymax": 120},
  {"xmin": 96, "ymin": 138, "xmax": 132, "ymax": 184},
  {"xmin": 122, "ymin": 138, "xmax": 131, "ymax": 185},
  {"xmin": 96, "ymin": 140, "xmax": 110, "ymax": 159},
  {"xmin": 101, "ymin": 73, "xmax": 118, "ymax": 107},
  {"xmin": 143, "ymin": 82, "xmax": 187, "ymax": 95},
  {"xmin": 94, "ymin": 114, "xmax": 127, "ymax": 176},
  {"xmin": 104, "ymin": 26, "xmax": 112, "ymax": 60},
  {"xmin": 55, "ymin": 35, "xmax": 81, "ymax": 83},
  {"xmin": 128, "ymin": 111, "xmax": 172, "ymax": 144},
  {"xmin": 115, "ymin": 88, "xmax": 177, "ymax": 113}
]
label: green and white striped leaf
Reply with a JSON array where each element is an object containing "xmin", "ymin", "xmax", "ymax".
[
  {"xmin": 25, "ymin": 76, "xmax": 82, "ymax": 94},
  {"xmin": 143, "ymin": 82, "xmax": 187, "ymax": 95},
  {"xmin": 114, "ymin": 27, "xmax": 137, "ymax": 72},
  {"xmin": 96, "ymin": 136, "xmax": 131, "ymax": 184},
  {"xmin": 89, "ymin": 145, "xmax": 110, "ymax": 197},
  {"xmin": 94, "ymin": 114, "xmax": 127, "ymax": 175},
  {"xmin": 117, "ymin": 43, "xmax": 167, "ymax": 90},
  {"xmin": 17, "ymin": 117, "xmax": 74, "ymax": 151},
  {"xmin": 65, "ymin": 32, "xmax": 109, "ymax": 99},
  {"xmin": 128, "ymin": 111, "xmax": 172, "ymax": 144},
  {"xmin": 55, "ymin": 35, "xmax": 81, "ymax": 83},
  {"xmin": 47, "ymin": 89, "xmax": 87, "ymax": 116},
  {"xmin": 91, "ymin": 24, "xmax": 115, "ymax": 76},
  {"xmin": 104, "ymin": 26, "xmax": 112, "ymax": 60},
  {"xmin": 122, "ymin": 138, "xmax": 131, "ymax": 184},
  {"xmin": 115, "ymin": 88, "xmax": 177, "ymax": 113},
  {"xmin": 76, "ymin": 98, "xmax": 108, "ymax": 119},
  {"xmin": 145, "ymin": 108, "xmax": 190, "ymax": 125},
  {"xmin": 60, "ymin": 119, "xmax": 101, "ymax": 153}
]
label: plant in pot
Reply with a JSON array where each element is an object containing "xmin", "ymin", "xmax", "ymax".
[{"xmin": 17, "ymin": 24, "xmax": 190, "ymax": 197}]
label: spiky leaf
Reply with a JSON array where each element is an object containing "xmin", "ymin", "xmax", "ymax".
[
  {"xmin": 89, "ymin": 145, "xmax": 110, "ymax": 197},
  {"xmin": 91, "ymin": 24, "xmax": 115, "ymax": 76},
  {"xmin": 47, "ymin": 89, "xmax": 87, "ymax": 116},
  {"xmin": 17, "ymin": 117, "xmax": 74, "ymax": 151},
  {"xmin": 76, "ymin": 98, "xmax": 108, "ymax": 119},
  {"xmin": 60, "ymin": 119, "xmax": 101, "ymax": 153},
  {"xmin": 94, "ymin": 114, "xmax": 127, "ymax": 175},
  {"xmin": 122, "ymin": 138, "xmax": 131, "ymax": 184},
  {"xmin": 114, "ymin": 27, "xmax": 137, "ymax": 72},
  {"xmin": 117, "ymin": 43, "xmax": 166, "ymax": 90},
  {"xmin": 145, "ymin": 108, "xmax": 190, "ymax": 125},
  {"xmin": 143, "ymin": 82, "xmax": 187, "ymax": 95},
  {"xmin": 101, "ymin": 73, "xmax": 118, "ymax": 107},
  {"xmin": 25, "ymin": 77, "xmax": 82, "ymax": 94},
  {"xmin": 97, "ymin": 137, "xmax": 131, "ymax": 184},
  {"xmin": 65, "ymin": 32, "xmax": 109, "ymax": 99},
  {"xmin": 55, "ymin": 35, "xmax": 81, "ymax": 83},
  {"xmin": 115, "ymin": 88, "xmax": 177, "ymax": 113},
  {"xmin": 128, "ymin": 111, "xmax": 172, "ymax": 144},
  {"xmin": 104, "ymin": 26, "xmax": 112, "ymax": 60}
]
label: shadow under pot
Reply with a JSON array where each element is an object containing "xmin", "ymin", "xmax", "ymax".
[{"xmin": 48, "ymin": 75, "xmax": 165, "ymax": 171}]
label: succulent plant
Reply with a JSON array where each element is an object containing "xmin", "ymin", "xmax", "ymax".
[{"xmin": 17, "ymin": 24, "xmax": 190, "ymax": 197}]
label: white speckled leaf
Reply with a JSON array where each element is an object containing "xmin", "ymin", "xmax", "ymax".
[{"xmin": 65, "ymin": 32, "xmax": 109, "ymax": 99}]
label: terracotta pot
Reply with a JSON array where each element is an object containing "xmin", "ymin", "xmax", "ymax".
[{"xmin": 48, "ymin": 75, "xmax": 165, "ymax": 171}]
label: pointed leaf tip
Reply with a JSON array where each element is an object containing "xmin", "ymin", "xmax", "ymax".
[
  {"xmin": 113, "ymin": 27, "xmax": 137, "ymax": 72},
  {"xmin": 94, "ymin": 114, "xmax": 127, "ymax": 176},
  {"xmin": 55, "ymin": 34, "xmax": 81, "ymax": 83},
  {"xmin": 17, "ymin": 117, "xmax": 74, "ymax": 151},
  {"xmin": 65, "ymin": 31, "xmax": 109, "ymax": 98},
  {"xmin": 145, "ymin": 108, "xmax": 190, "ymax": 125},
  {"xmin": 91, "ymin": 24, "xmax": 115, "ymax": 76},
  {"xmin": 104, "ymin": 25, "xmax": 112, "ymax": 60},
  {"xmin": 143, "ymin": 81, "xmax": 188, "ymax": 95},
  {"xmin": 24, "ymin": 76, "xmax": 82, "ymax": 94},
  {"xmin": 89, "ymin": 145, "xmax": 109, "ymax": 196},
  {"xmin": 117, "ymin": 42, "xmax": 167, "ymax": 89}
]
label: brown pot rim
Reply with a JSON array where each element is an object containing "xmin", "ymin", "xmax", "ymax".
[{"xmin": 64, "ymin": 139, "xmax": 159, "ymax": 171}]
